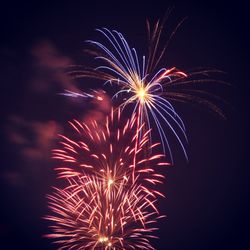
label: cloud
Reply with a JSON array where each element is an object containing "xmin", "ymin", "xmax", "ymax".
[
  {"xmin": 7, "ymin": 115, "xmax": 60, "ymax": 161},
  {"xmin": 2, "ymin": 171, "xmax": 24, "ymax": 187},
  {"xmin": 29, "ymin": 40, "xmax": 79, "ymax": 93},
  {"xmin": 4, "ymin": 39, "xmax": 111, "ymax": 182}
]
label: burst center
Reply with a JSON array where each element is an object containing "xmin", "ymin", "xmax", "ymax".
[{"xmin": 137, "ymin": 87, "xmax": 147, "ymax": 103}]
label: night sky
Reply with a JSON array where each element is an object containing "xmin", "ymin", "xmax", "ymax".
[{"xmin": 1, "ymin": 1, "xmax": 249, "ymax": 249}]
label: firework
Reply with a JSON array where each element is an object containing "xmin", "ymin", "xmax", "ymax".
[
  {"xmin": 68, "ymin": 19, "xmax": 188, "ymax": 162},
  {"xmin": 53, "ymin": 109, "xmax": 169, "ymax": 196},
  {"xmin": 44, "ymin": 14, "xmax": 227, "ymax": 250},
  {"xmin": 45, "ymin": 175, "xmax": 164, "ymax": 249},
  {"xmin": 68, "ymin": 17, "xmax": 227, "ymax": 162}
]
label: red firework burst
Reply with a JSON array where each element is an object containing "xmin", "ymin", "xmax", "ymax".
[{"xmin": 52, "ymin": 109, "xmax": 170, "ymax": 199}]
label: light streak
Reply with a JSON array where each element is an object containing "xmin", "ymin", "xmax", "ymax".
[{"xmin": 69, "ymin": 22, "xmax": 189, "ymax": 162}]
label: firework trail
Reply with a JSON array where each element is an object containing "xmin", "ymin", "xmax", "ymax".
[
  {"xmin": 45, "ymin": 175, "xmax": 164, "ymax": 249},
  {"xmin": 59, "ymin": 89, "xmax": 104, "ymax": 102},
  {"xmin": 52, "ymin": 108, "xmax": 169, "ymax": 197},
  {"xmin": 68, "ymin": 16, "xmax": 227, "ymax": 162}
]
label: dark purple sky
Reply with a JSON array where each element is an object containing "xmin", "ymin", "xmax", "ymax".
[{"xmin": 1, "ymin": 1, "xmax": 249, "ymax": 249}]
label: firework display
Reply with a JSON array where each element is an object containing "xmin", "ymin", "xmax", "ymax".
[{"xmin": 45, "ymin": 16, "xmax": 225, "ymax": 249}]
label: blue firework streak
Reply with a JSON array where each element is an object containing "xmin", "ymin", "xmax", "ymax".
[
  {"xmin": 58, "ymin": 89, "xmax": 104, "ymax": 101},
  {"xmin": 83, "ymin": 27, "xmax": 189, "ymax": 163},
  {"xmin": 68, "ymin": 18, "xmax": 227, "ymax": 163}
]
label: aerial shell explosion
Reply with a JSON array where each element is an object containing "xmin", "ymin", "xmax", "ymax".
[{"xmin": 45, "ymin": 109, "xmax": 169, "ymax": 249}]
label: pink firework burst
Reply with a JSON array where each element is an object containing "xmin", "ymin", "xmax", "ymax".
[
  {"xmin": 45, "ymin": 175, "xmax": 165, "ymax": 249},
  {"xmin": 52, "ymin": 109, "xmax": 170, "ymax": 198}
]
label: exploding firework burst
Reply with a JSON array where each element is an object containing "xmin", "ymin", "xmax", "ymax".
[
  {"xmin": 53, "ymin": 109, "xmax": 169, "ymax": 197},
  {"xmin": 45, "ymin": 175, "xmax": 164, "ymax": 249},
  {"xmin": 69, "ymin": 26, "xmax": 187, "ymax": 162},
  {"xmin": 68, "ymin": 16, "xmax": 227, "ymax": 162}
]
